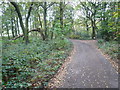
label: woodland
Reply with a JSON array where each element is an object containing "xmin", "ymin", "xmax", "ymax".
[{"xmin": 1, "ymin": 1, "xmax": 119, "ymax": 88}]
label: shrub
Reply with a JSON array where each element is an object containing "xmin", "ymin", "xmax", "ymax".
[
  {"xmin": 97, "ymin": 39, "xmax": 104, "ymax": 44},
  {"xmin": 69, "ymin": 34, "xmax": 81, "ymax": 39},
  {"xmin": 97, "ymin": 40, "xmax": 118, "ymax": 60}
]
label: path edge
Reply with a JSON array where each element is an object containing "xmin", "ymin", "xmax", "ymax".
[
  {"xmin": 46, "ymin": 40, "xmax": 75, "ymax": 88},
  {"xmin": 96, "ymin": 41, "xmax": 118, "ymax": 73}
]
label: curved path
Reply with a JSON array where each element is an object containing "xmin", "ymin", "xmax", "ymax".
[{"xmin": 59, "ymin": 40, "xmax": 118, "ymax": 88}]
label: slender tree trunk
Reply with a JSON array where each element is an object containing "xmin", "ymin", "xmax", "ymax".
[
  {"xmin": 91, "ymin": 19, "xmax": 96, "ymax": 39},
  {"xmin": 85, "ymin": 20, "xmax": 89, "ymax": 36},
  {"xmin": 16, "ymin": 17, "xmax": 20, "ymax": 35},
  {"xmin": 51, "ymin": 22, "xmax": 55, "ymax": 40},
  {"xmin": 11, "ymin": 18, "xmax": 15, "ymax": 38},
  {"xmin": 37, "ymin": 13, "xmax": 43, "ymax": 28},
  {"xmin": 43, "ymin": 2, "xmax": 47, "ymax": 40},
  {"xmin": 31, "ymin": 17, "xmax": 33, "ymax": 29},
  {"xmin": 25, "ymin": 3, "xmax": 33, "ymax": 44},
  {"xmin": 30, "ymin": 18, "xmax": 32, "ymax": 29},
  {"xmin": 10, "ymin": 7, "xmax": 15, "ymax": 38},
  {"xmin": 60, "ymin": 2, "xmax": 63, "ymax": 30},
  {"xmin": 25, "ymin": 20, "xmax": 29, "ymax": 44},
  {"xmin": 14, "ymin": 17, "xmax": 18, "ymax": 36},
  {"xmin": 86, "ymin": 24, "xmax": 89, "ymax": 36},
  {"xmin": 91, "ymin": 9, "xmax": 97, "ymax": 39},
  {"xmin": 6, "ymin": 23, "xmax": 10, "ymax": 39}
]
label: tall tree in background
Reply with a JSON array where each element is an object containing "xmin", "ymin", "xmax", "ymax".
[
  {"xmin": 80, "ymin": 2, "xmax": 100, "ymax": 39},
  {"xmin": 2, "ymin": 1, "xmax": 119, "ymax": 41},
  {"xmin": 100, "ymin": 2, "xmax": 108, "ymax": 40},
  {"xmin": 60, "ymin": 2, "xmax": 63, "ymax": 31},
  {"xmin": 64, "ymin": 4, "xmax": 74, "ymax": 35},
  {"xmin": 39, "ymin": 2, "xmax": 55, "ymax": 40},
  {"xmin": 10, "ymin": 2, "xmax": 33, "ymax": 44},
  {"xmin": 99, "ymin": 2, "xmax": 119, "ymax": 41}
]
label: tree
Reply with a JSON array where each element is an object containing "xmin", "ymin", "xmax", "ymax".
[
  {"xmin": 10, "ymin": 2, "xmax": 33, "ymax": 44},
  {"xmin": 60, "ymin": 2, "xmax": 64, "ymax": 30},
  {"xmin": 39, "ymin": 2, "xmax": 55, "ymax": 40},
  {"xmin": 64, "ymin": 4, "xmax": 74, "ymax": 35},
  {"xmin": 80, "ymin": 2, "xmax": 100, "ymax": 39},
  {"xmin": 98, "ymin": 2, "xmax": 119, "ymax": 41}
]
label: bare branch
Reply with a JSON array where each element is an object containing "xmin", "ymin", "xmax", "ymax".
[
  {"xmin": 12, "ymin": 28, "xmax": 44, "ymax": 40},
  {"xmin": 26, "ymin": 3, "xmax": 33, "ymax": 20},
  {"xmin": 39, "ymin": 3, "xmax": 44, "ymax": 9},
  {"xmin": 46, "ymin": 2, "xmax": 55, "ymax": 9}
]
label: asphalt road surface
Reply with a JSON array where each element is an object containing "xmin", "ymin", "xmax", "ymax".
[{"xmin": 59, "ymin": 40, "xmax": 118, "ymax": 88}]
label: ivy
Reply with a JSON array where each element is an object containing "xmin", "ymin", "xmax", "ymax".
[{"xmin": 2, "ymin": 37, "xmax": 72, "ymax": 88}]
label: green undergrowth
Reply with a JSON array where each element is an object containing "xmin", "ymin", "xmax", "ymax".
[
  {"xmin": 2, "ymin": 37, "xmax": 73, "ymax": 88},
  {"xmin": 97, "ymin": 39, "xmax": 118, "ymax": 62},
  {"xmin": 0, "ymin": 36, "xmax": 2, "ymax": 89},
  {"xmin": 68, "ymin": 34, "xmax": 91, "ymax": 40}
]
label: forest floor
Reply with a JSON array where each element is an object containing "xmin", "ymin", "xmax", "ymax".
[{"xmin": 48, "ymin": 39, "xmax": 118, "ymax": 88}]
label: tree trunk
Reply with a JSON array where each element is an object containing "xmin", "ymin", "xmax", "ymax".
[
  {"xmin": 10, "ymin": 2, "xmax": 33, "ymax": 44},
  {"xmin": 60, "ymin": 2, "xmax": 63, "ymax": 30},
  {"xmin": 43, "ymin": 2, "xmax": 47, "ymax": 40},
  {"xmin": 10, "ymin": 2, "xmax": 26, "ymax": 38},
  {"xmin": 25, "ymin": 19, "xmax": 29, "ymax": 44},
  {"xmin": 51, "ymin": 22, "xmax": 55, "ymax": 40},
  {"xmin": 14, "ymin": 17, "xmax": 18, "ymax": 36},
  {"xmin": 91, "ymin": 19, "xmax": 96, "ymax": 39},
  {"xmin": 6, "ymin": 23, "xmax": 10, "ymax": 39},
  {"xmin": 16, "ymin": 17, "xmax": 20, "ymax": 35},
  {"xmin": 37, "ymin": 13, "xmax": 43, "ymax": 28},
  {"xmin": 24, "ymin": 3, "xmax": 33, "ymax": 44},
  {"xmin": 11, "ymin": 17, "xmax": 15, "ymax": 38},
  {"xmin": 85, "ymin": 20, "xmax": 89, "ymax": 36}
]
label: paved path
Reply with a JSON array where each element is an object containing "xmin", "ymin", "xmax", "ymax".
[{"xmin": 59, "ymin": 40, "xmax": 118, "ymax": 88}]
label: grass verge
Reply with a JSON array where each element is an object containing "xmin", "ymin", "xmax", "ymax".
[{"xmin": 97, "ymin": 39, "xmax": 119, "ymax": 71}]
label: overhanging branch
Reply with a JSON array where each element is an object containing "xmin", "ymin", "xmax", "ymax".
[{"xmin": 12, "ymin": 28, "xmax": 45, "ymax": 40}]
